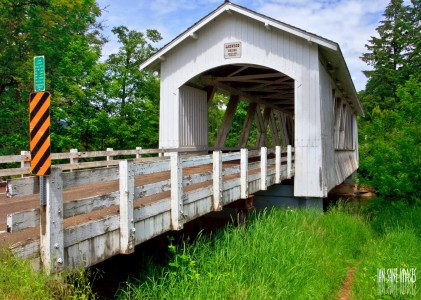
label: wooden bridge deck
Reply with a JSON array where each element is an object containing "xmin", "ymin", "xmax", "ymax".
[{"xmin": 0, "ymin": 147, "xmax": 294, "ymax": 273}]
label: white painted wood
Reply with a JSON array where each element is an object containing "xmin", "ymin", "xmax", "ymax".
[
  {"xmin": 287, "ymin": 145, "xmax": 292, "ymax": 179},
  {"xmin": 212, "ymin": 151, "xmax": 222, "ymax": 211},
  {"xmin": 134, "ymin": 159, "xmax": 170, "ymax": 176},
  {"xmin": 20, "ymin": 151, "xmax": 30, "ymax": 177},
  {"xmin": 170, "ymin": 153, "xmax": 183, "ymax": 230},
  {"xmin": 221, "ymin": 152, "xmax": 241, "ymax": 162},
  {"xmin": 275, "ymin": 146, "xmax": 281, "ymax": 184},
  {"xmin": 106, "ymin": 148, "xmax": 114, "ymax": 161},
  {"xmin": 181, "ymin": 154, "xmax": 212, "ymax": 168},
  {"xmin": 41, "ymin": 166, "xmax": 64, "ymax": 274},
  {"xmin": 179, "ymin": 85, "xmax": 208, "ymax": 147},
  {"xmin": 119, "ymin": 161, "xmax": 135, "ymax": 254},
  {"xmin": 64, "ymin": 214, "xmax": 120, "ymax": 247},
  {"xmin": 136, "ymin": 147, "xmax": 142, "ymax": 159},
  {"xmin": 7, "ymin": 209, "xmax": 39, "ymax": 232},
  {"xmin": 240, "ymin": 148, "xmax": 248, "ymax": 198},
  {"xmin": 260, "ymin": 147, "xmax": 267, "ymax": 190},
  {"xmin": 69, "ymin": 149, "xmax": 78, "ymax": 172}
]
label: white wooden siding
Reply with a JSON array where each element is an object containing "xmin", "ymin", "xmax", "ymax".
[
  {"xmin": 179, "ymin": 86, "xmax": 208, "ymax": 147},
  {"xmin": 159, "ymin": 12, "xmax": 324, "ymax": 197},
  {"xmin": 319, "ymin": 61, "xmax": 359, "ymax": 194}
]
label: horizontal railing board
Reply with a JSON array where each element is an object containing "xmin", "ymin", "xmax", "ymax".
[
  {"xmin": 181, "ymin": 154, "xmax": 212, "ymax": 168},
  {"xmin": 64, "ymin": 214, "xmax": 120, "ymax": 247},
  {"xmin": 133, "ymin": 198, "xmax": 171, "ymax": 222},
  {"xmin": 221, "ymin": 152, "xmax": 240, "ymax": 162},
  {"xmin": 6, "ymin": 167, "xmax": 120, "ymax": 197},
  {"xmin": 7, "ymin": 209, "xmax": 40, "ymax": 233},
  {"xmin": 6, "ymin": 191, "xmax": 120, "ymax": 232},
  {"xmin": 134, "ymin": 159, "xmax": 171, "ymax": 176}
]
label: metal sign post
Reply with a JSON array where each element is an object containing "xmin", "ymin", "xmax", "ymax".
[{"xmin": 32, "ymin": 57, "xmax": 49, "ymax": 207}]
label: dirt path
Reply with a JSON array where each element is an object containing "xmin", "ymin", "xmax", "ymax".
[{"xmin": 337, "ymin": 262, "xmax": 360, "ymax": 300}]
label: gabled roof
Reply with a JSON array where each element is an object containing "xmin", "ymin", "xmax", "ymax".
[{"xmin": 139, "ymin": 1, "xmax": 363, "ymax": 116}]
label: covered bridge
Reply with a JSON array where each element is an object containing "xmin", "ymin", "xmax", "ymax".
[{"xmin": 139, "ymin": 1, "xmax": 364, "ymax": 200}]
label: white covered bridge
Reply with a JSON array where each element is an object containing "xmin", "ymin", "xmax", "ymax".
[
  {"xmin": 0, "ymin": 1, "xmax": 363, "ymax": 273},
  {"xmin": 140, "ymin": 1, "xmax": 363, "ymax": 199}
]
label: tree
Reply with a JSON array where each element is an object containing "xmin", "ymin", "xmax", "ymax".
[
  {"xmin": 0, "ymin": 0, "xmax": 106, "ymax": 154},
  {"xmin": 361, "ymin": 0, "xmax": 419, "ymax": 113},
  {"xmin": 104, "ymin": 26, "xmax": 162, "ymax": 149},
  {"xmin": 359, "ymin": 0, "xmax": 420, "ymax": 201}
]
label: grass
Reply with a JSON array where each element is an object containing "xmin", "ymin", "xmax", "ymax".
[
  {"xmin": 1, "ymin": 200, "xmax": 419, "ymax": 299},
  {"xmin": 116, "ymin": 205, "xmax": 372, "ymax": 300},
  {"xmin": 0, "ymin": 249, "xmax": 97, "ymax": 300},
  {"xmin": 351, "ymin": 200, "xmax": 421, "ymax": 299}
]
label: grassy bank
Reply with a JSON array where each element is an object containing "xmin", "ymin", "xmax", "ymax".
[
  {"xmin": 1, "ymin": 201, "xmax": 419, "ymax": 299},
  {"xmin": 0, "ymin": 249, "xmax": 97, "ymax": 300},
  {"xmin": 352, "ymin": 201, "xmax": 421, "ymax": 299},
  {"xmin": 117, "ymin": 206, "xmax": 372, "ymax": 299}
]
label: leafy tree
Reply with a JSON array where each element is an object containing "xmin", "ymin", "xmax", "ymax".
[
  {"xmin": 104, "ymin": 26, "xmax": 162, "ymax": 149},
  {"xmin": 0, "ymin": 0, "xmax": 105, "ymax": 154},
  {"xmin": 359, "ymin": 0, "xmax": 420, "ymax": 201},
  {"xmin": 359, "ymin": 76, "xmax": 420, "ymax": 201}
]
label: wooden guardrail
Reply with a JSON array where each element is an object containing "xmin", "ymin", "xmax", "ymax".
[
  {"xmin": 2, "ymin": 145, "xmax": 294, "ymax": 274},
  {"xmin": 0, "ymin": 146, "xmax": 266, "ymax": 178}
]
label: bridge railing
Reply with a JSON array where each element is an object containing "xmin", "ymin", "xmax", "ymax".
[
  {"xmin": 0, "ymin": 146, "xmax": 268, "ymax": 178},
  {"xmin": 2, "ymin": 146, "xmax": 294, "ymax": 274}
]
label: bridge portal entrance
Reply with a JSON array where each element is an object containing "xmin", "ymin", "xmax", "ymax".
[{"xmin": 178, "ymin": 64, "xmax": 295, "ymax": 150}]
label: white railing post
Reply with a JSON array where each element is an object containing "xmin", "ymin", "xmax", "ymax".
[
  {"xmin": 40, "ymin": 166, "xmax": 64, "ymax": 274},
  {"xmin": 106, "ymin": 148, "xmax": 114, "ymax": 161},
  {"xmin": 69, "ymin": 149, "xmax": 78, "ymax": 172},
  {"xmin": 119, "ymin": 160, "xmax": 135, "ymax": 254},
  {"xmin": 135, "ymin": 147, "xmax": 142, "ymax": 159},
  {"xmin": 170, "ymin": 152, "xmax": 183, "ymax": 230},
  {"xmin": 260, "ymin": 147, "xmax": 267, "ymax": 190},
  {"xmin": 240, "ymin": 148, "xmax": 248, "ymax": 199},
  {"xmin": 20, "ymin": 150, "xmax": 30, "ymax": 177},
  {"xmin": 287, "ymin": 145, "xmax": 292, "ymax": 179},
  {"xmin": 275, "ymin": 146, "xmax": 281, "ymax": 184},
  {"xmin": 212, "ymin": 151, "xmax": 222, "ymax": 211}
]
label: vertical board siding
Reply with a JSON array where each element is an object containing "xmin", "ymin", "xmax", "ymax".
[
  {"xmin": 160, "ymin": 13, "xmax": 324, "ymax": 197},
  {"xmin": 179, "ymin": 86, "xmax": 208, "ymax": 147},
  {"xmin": 319, "ymin": 61, "xmax": 359, "ymax": 194}
]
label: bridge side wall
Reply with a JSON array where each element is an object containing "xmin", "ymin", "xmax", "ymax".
[{"xmin": 319, "ymin": 60, "xmax": 359, "ymax": 195}]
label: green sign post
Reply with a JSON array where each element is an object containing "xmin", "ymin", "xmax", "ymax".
[{"xmin": 34, "ymin": 56, "xmax": 45, "ymax": 92}]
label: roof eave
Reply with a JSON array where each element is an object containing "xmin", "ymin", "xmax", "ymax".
[{"xmin": 139, "ymin": 2, "xmax": 338, "ymax": 71}]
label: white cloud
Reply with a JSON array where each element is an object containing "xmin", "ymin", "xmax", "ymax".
[
  {"xmin": 96, "ymin": 0, "xmax": 390, "ymax": 91},
  {"xmin": 254, "ymin": 0, "xmax": 389, "ymax": 90}
]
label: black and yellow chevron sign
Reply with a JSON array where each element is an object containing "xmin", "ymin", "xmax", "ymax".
[{"xmin": 29, "ymin": 91, "xmax": 51, "ymax": 176}]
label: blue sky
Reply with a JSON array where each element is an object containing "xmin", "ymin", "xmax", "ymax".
[{"xmin": 96, "ymin": 0, "xmax": 392, "ymax": 91}]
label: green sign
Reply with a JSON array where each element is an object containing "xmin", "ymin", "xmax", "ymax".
[{"xmin": 34, "ymin": 56, "xmax": 45, "ymax": 92}]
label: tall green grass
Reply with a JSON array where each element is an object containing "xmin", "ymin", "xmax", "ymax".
[
  {"xmin": 117, "ymin": 206, "xmax": 371, "ymax": 300},
  {"xmin": 352, "ymin": 202, "xmax": 421, "ymax": 299},
  {"xmin": 0, "ymin": 249, "xmax": 97, "ymax": 300}
]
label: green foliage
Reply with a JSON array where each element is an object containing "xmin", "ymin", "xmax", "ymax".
[
  {"xmin": 116, "ymin": 207, "xmax": 371, "ymax": 299},
  {"xmin": 361, "ymin": 0, "xmax": 420, "ymax": 112},
  {"xmin": 352, "ymin": 203, "xmax": 421, "ymax": 299},
  {"xmin": 0, "ymin": 249, "xmax": 97, "ymax": 299},
  {"xmin": 359, "ymin": 76, "xmax": 420, "ymax": 201},
  {"xmin": 0, "ymin": 0, "xmax": 105, "ymax": 155}
]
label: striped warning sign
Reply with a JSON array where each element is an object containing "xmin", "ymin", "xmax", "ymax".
[{"xmin": 29, "ymin": 91, "xmax": 51, "ymax": 176}]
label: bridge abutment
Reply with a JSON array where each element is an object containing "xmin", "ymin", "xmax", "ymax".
[{"xmin": 253, "ymin": 182, "xmax": 323, "ymax": 211}]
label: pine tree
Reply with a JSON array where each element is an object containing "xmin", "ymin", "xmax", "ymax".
[{"xmin": 361, "ymin": 0, "xmax": 419, "ymax": 112}]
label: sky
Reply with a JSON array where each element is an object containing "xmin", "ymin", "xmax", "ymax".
[{"xmin": 96, "ymin": 0, "xmax": 392, "ymax": 92}]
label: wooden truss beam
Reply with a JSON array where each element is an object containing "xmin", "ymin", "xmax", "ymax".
[{"xmin": 215, "ymin": 95, "xmax": 239, "ymax": 148}]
